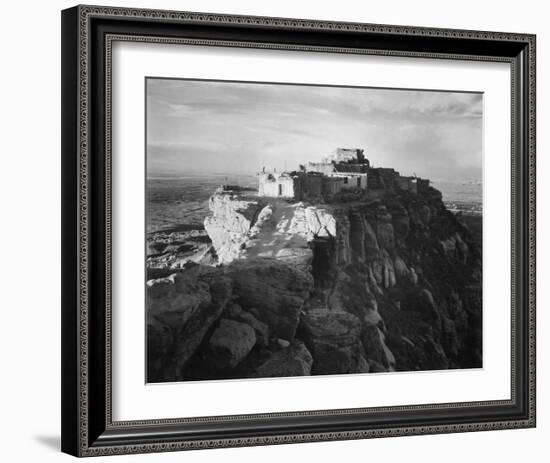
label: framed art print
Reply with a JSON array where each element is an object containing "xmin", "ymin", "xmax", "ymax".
[{"xmin": 61, "ymin": 5, "xmax": 536, "ymax": 457}]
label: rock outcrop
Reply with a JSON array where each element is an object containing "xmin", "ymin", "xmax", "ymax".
[
  {"xmin": 147, "ymin": 265, "xmax": 232, "ymax": 381},
  {"xmin": 300, "ymin": 309, "xmax": 369, "ymax": 375},
  {"xmin": 204, "ymin": 189, "xmax": 337, "ymax": 271},
  {"xmin": 205, "ymin": 318, "xmax": 256, "ymax": 369},
  {"xmin": 147, "ymin": 185, "xmax": 482, "ymax": 381},
  {"xmin": 227, "ymin": 258, "xmax": 313, "ymax": 340},
  {"xmin": 252, "ymin": 341, "xmax": 313, "ymax": 378}
]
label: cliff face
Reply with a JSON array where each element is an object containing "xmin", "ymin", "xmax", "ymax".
[
  {"xmin": 147, "ymin": 186, "xmax": 482, "ymax": 382},
  {"xmin": 204, "ymin": 190, "xmax": 336, "ymax": 270}
]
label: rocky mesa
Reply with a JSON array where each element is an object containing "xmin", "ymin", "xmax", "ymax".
[{"xmin": 147, "ymin": 184, "xmax": 482, "ymax": 382}]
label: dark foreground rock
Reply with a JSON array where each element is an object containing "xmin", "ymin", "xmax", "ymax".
[
  {"xmin": 224, "ymin": 303, "xmax": 270, "ymax": 347},
  {"xmin": 227, "ymin": 258, "xmax": 313, "ymax": 340},
  {"xmin": 147, "ymin": 259, "xmax": 315, "ymax": 381},
  {"xmin": 147, "ymin": 265, "xmax": 232, "ymax": 382},
  {"xmin": 300, "ymin": 309, "xmax": 368, "ymax": 375},
  {"xmin": 206, "ymin": 318, "xmax": 256, "ymax": 369},
  {"xmin": 252, "ymin": 341, "xmax": 313, "ymax": 378}
]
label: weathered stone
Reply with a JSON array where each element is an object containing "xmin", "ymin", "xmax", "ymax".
[
  {"xmin": 348, "ymin": 211, "xmax": 367, "ymax": 262},
  {"xmin": 409, "ymin": 267, "xmax": 419, "ymax": 285},
  {"xmin": 356, "ymin": 355, "xmax": 371, "ymax": 373},
  {"xmin": 204, "ymin": 191, "xmax": 338, "ymax": 271},
  {"xmin": 392, "ymin": 206, "xmax": 410, "ymax": 242},
  {"xmin": 363, "ymin": 308, "xmax": 383, "ymax": 327},
  {"xmin": 417, "ymin": 289, "xmax": 440, "ymax": 322},
  {"xmin": 419, "ymin": 205, "xmax": 432, "ymax": 224},
  {"xmin": 368, "ymin": 359, "xmax": 387, "ymax": 373},
  {"xmin": 363, "ymin": 218, "xmax": 380, "ymax": 258},
  {"xmin": 207, "ymin": 318, "xmax": 256, "ymax": 369},
  {"xmin": 301, "ymin": 206, "xmax": 337, "ymax": 239},
  {"xmin": 276, "ymin": 338, "xmax": 291, "ymax": 349},
  {"xmin": 148, "ymin": 273, "xmax": 212, "ymax": 328},
  {"xmin": 146, "ymin": 265, "xmax": 232, "ymax": 381},
  {"xmin": 147, "ymin": 274, "xmax": 177, "ymax": 299},
  {"xmin": 170, "ymin": 276, "xmax": 232, "ymax": 376},
  {"xmin": 204, "ymin": 193, "xmax": 265, "ymax": 263},
  {"xmin": 441, "ymin": 316, "xmax": 459, "ymax": 357},
  {"xmin": 361, "ymin": 325, "xmax": 396, "ymax": 370},
  {"xmin": 376, "ymin": 206, "xmax": 395, "ymax": 249},
  {"xmin": 381, "ymin": 252, "xmax": 397, "ymax": 289},
  {"xmin": 300, "ymin": 309, "xmax": 365, "ymax": 375},
  {"xmin": 393, "ymin": 256, "xmax": 410, "ymax": 280},
  {"xmin": 422, "ymin": 336, "xmax": 449, "ymax": 370},
  {"xmin": 224, "ymin": 304, "xmax": 270, "ymax": 347},
  {"xmin": 253, "ymin": 341, "xmax": 313, "ymax": 377},
  {"xmin": 228, "ymin": 258, "xmax": 313, "ymax": 340},
  {"xmin": 147, "ymin": 320, "xmax": 173, "ymax": 380}
]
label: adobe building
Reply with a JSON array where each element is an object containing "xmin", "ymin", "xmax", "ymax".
[
  {"xmin": 257, "ymin": 147, "xmax": 430, "ymax": 200},
  {"xmin": 258, "ymin": 170, "xmax": 323, "ymax": 200},
  {"xmin": 306, "ymin": 161, "xmax": 335, "ymax": 176},
  {"xmin": 321, "ymin": 176, "xmax": 345, "ymax": 196},
  {"xmin": 332, "ymin": 163, "xmax": 368, "ymax": 190},
  {"xmin": 367, "ymin": 167, "xmax": 398, "ymax": 190},
  {"xmin": 334, "ymin": 148, "xmax": 369, "ymax": 167},
  {"xmin": 258, "ymin": 171, "xmax": 297, "ymax": 198},
  {"xmin": 307, "ymin": 147, "xmax": 369, "ymax": 192}
]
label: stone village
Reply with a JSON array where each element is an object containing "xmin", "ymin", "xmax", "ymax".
[{"xmin": 255, "ymin": 148, "xmax": 430, "ymax": 201}]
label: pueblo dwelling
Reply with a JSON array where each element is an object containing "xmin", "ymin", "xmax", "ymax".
[{"xmin": 257, "ymin": 148, "xmax": 429, "ymax": 200}]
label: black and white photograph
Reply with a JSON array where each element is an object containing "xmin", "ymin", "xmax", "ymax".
[
  {"xmin": 53, "ymin": 2, "xmax": 538, "ymax": 458},
  {"xmin": 145, "ymin": 78, "xmax": 483, "ymax": 383}
]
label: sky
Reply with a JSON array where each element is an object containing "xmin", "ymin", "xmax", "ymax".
[{"xmin": 146, "ymin": 78, "xmax": 483, "ymax": 183}]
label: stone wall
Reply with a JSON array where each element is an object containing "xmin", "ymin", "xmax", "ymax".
[
  {"xmin": 307, "ymin": 162, "xmax": 335, "ymax": 176},
  {"xmin": 368, "ymin": 168, "xmax": 398, "ymax": 190},
  {"xmin": 322, "ymin": 176, "xmax": 344, "ymax": 196},
  {"xmin": 331, "ymin": 173, "xmax": 367, "ymax": 190},
  {"xmin": 303, "ymin": 173, "xmax": 322, "ymax": 197}
]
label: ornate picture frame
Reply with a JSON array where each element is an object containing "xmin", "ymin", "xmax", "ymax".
[{"xmin": 61, "ymin": 5, "xmax": 536, "ymax": 457}]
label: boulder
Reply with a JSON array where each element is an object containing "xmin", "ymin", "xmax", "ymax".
[
  {"xmin": 207, "ymin": 318, "xmax": 256, "ymax": 369},
  {"xmin": 276, "ymin": 338, "xmax": 291, "ymax": 349},
  {"xmin": 148, "ymin": 273, "xmax": 211, "ymax": 326},
  {"xmin": 252, "ymin": 341, "xmax": 313, "ymax": 377},
  {"xmin": 228, "ymin": 258, "xmax": 313, "ymax": 340},
  {"xmin": 146, "ymin": 265, "xmax": 232, "ymax": 381},
  {"xmin": 224, "ymin": 303, "xmax": 270, "ymax": 347}
]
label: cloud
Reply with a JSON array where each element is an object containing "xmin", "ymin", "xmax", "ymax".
[{"xmin": 146, "ymin": 78, "xmax": 483, "ymax": 182}]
